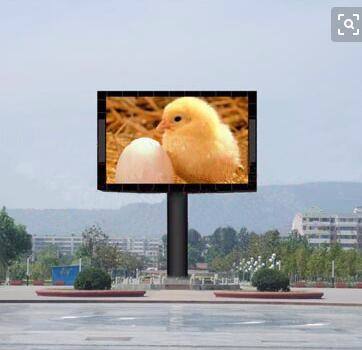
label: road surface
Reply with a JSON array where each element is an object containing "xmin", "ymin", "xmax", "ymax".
[{"xmin": 0, "ymin": 303, "xmax": 361, "ymax": 349}]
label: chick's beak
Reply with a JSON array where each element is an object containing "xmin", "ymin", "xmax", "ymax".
[{"xmin": 156, "ymin": 119, "xmax": 171, "ymax": 133}]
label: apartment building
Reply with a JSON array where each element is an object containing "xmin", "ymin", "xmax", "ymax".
[
  {"xmin": 32, "ymin": 234, "xmax": 82, "ymax": 256},
  {"xmin": 32, "ymin": 234, "xmax": 161, "ymax": 265},
  {"xmin": 108, "ymin": 237, "xmax": 161, "ymax": 265},
  {"xmin": 292, "ymin": 207, "xmax": 362, "ymax": 249}
]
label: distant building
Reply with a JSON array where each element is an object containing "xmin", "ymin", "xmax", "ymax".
[
  {"xmin": 108, "ymin": 237, "xmax": 161, "ymax": 266},
  {"xmin": 32, "ymin": 234, "xmax": 82, "ymax": 256},
  {"xmin": 353, "ymin": 207, "xmax": 362, "ymax": 215},
  {"xmin": 31, "ymin": 234, "xmax": 161, "ymax": 266},
  {"xmin": 292, "ymin": 207, "xmax": 362, "ymax": 249}
]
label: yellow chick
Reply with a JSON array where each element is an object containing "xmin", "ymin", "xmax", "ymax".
[{"xmin": 156, "ymin": 97, "xmax": 241, "ymax": 183}]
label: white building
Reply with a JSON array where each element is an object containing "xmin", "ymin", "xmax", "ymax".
[
  {"xmin": 108, "ymin": 237, "xmax": 161, "ymax": 265},
  {"xmin": 32, "ymin": 235, "xmax": 161, "ymax": 265},
  {"xmin": 32, "ymin": 234, "xmax": 82, "ymax": 256},
  {"xmin": 292, "ymin": 207, "xmax": 362, "ymax": 249}
]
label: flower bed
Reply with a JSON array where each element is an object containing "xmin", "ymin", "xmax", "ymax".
[
  {"xmin": 214, "ymin": 291, "xmax": 323, "ymax": 299},
  {"xmin": 54, "ymin": 281, "xmax": 65, "ymax": 286},
  {"xmin": 335, "ymin": 282, "xmax": 348, "ymax": 288},
  {"xmin": 10, "ymin": 280, "xmax": 23, "ymax": 286},
  {"xmin": 32, "ymin": 280, "xmax": 44, "ymax": 286},
  {"xmin": 314, "ymin": 282, "xmax": 326, "ymax": 288},
  {"xmin": 36, "ymin": 289, "xmax": 146, "ymax": 298},
  {"xmin": 292, "ymin": 282, "xmax": 306, "ymax": 288}
]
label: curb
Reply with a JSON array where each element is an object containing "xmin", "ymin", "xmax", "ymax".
[
  {"xmin": 35, "ymin": 289, "xmax": 146, "ymax": 298},
  {"xmin": 214, "ymin": 291, "xmax": 324, "ymax": 299},
  {"xmin": 0, "ymin": 300, "xmax": 361, "ymax": 307}
]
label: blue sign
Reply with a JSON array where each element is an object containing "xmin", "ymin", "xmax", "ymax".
[{"xmin": 52, "ymin": 265, "xmax": 80, "ymax": 286}]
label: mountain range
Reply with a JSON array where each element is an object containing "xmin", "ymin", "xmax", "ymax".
[{"xmin": 7, "ymin": 182, "xmax": 362, "ymax": 238}]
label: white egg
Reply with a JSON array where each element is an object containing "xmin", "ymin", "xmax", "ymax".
[{"xmin": 115, "ymin": 137, "xmax": 175, "ymax": 183}]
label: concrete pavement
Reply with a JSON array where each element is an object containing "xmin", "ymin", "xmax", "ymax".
[
  {"xmin": 1, "ymin": 286, "xmax": 362, "ymax": 305},
  {"xmin": 0, "ymin": 303, "xmax": 361, "ymax": 349}
]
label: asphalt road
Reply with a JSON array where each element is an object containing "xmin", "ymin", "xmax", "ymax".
[{"xmin": 0, "ymin": 303, "xmax": 361, "ymax": 349}]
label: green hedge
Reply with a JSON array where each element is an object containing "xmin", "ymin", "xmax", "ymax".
[
  {"xmin": 74, "ymin": 267, "xmax": 111, "ymax": 290},
  {"xmin": 251, "ymin": 268, "xmax": 290, "ymax": 292}
]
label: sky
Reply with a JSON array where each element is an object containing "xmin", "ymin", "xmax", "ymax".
[{"xmin": 0, "ymin": 0, "xmax": 361, "ymax": 209}]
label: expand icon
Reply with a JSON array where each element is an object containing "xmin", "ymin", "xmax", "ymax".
[
  {"xmin": 337, "ymin": 13, "xmax": 360, "ymax": 36},
  {"xmin": 331, "ymin": 7, "xmax": 362, "ymax": 42}
]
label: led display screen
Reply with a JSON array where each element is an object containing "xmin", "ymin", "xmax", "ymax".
[{"xmin": 98, "ymin": 91, "xmax": 256, "ymax": 193}]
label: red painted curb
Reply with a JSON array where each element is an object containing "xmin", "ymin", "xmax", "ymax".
[
  {"xmin": 315, "ymin": 282, "xmax": 326, "ymax": 288},
  {"xmin": 36, "ymin": 289, "xmax": 146, "ymax": 298},
  {"xmin": 214, "ymin": 291, "xmax": 324, "ymax": 299},
  {"xmin": 32, "ymin": 280, "xmax": 44, "ymax": 286},
  {"xmin": 54, "ymin": 281, "xmax": 65, "ymax": 286},
  {"xmin": 9, "ymin": 280, "xmax": 23, "ymax": 286}
]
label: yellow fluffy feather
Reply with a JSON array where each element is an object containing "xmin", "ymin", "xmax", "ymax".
[{"xmin": 157, "ymin": 97, "xmax": 241, "ymax": 183}]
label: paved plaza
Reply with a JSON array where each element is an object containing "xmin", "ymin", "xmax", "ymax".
[
  {"xmin": 0, "ymin": 303, "xmax": 362, "ymax": 349},
  {"xmin": 1, "ymin": 286, "xmax": 361, "ymax": 349},
  {"xmin": 0, "ymin": 286, "xmax": 362, "ymax": 305}
]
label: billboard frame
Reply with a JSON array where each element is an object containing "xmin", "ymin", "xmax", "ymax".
[{"xmin": 97, "ymin": 91, "xmax": 257, "ymax": 193}]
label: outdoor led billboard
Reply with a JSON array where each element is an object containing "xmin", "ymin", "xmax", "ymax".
[{"xmin": 98, "ymin": 91, "xmax": 256, "ymax": 193}]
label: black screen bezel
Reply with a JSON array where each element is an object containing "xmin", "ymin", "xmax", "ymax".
[{"xmin": 97, "ymin": 91, "xmax": 257, "ymax": 193}]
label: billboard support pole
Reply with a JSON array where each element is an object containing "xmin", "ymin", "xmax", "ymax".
[{"xmin": 167, "ymin": 192, "xmax": 188, "ymax": 278}]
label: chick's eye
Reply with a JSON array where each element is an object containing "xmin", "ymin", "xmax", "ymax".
[{"xmin": 174, "ymin": 116, "xmax": 182, "ymax": 122}]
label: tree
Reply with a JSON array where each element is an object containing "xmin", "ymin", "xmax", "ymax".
[
  {"xmin": 32, "ymin": 245, "xmax": 63, "ymax": 280},
  {"xmin": 93, "ymin": 244, "xmax": 122, "ymax": 273},
  {"xmin": 238, "ymin": 227, "xmax": 251, "ymax": 254},
  {"xmin": 208, "ymin": 227, "xmax": 238, "ymax": 256},
  {"xmin": 261, "ymin": 230, "xmax": 281, "ymax": 258},
  {"xmin": 248, "ymin": 232, "xmax": 262, "ymax": 258},
  {"xmin": 189, "ymin": 229, "xmax": 202, "ymax": 245},
  {"xmin": 188, "ymin": 246, "xmax": 202, "ymax": 268},
  {"xmin": 209, "ymin": 255, "xmax": 230, "ymax": 272},
  {"xmin": 277, "ymin": 231, "xmax": 312, "ymax": 281},
  {"xmin": 0, "ymin": 207, "xmax": 32, "ymax": 274},
  {"xmin": 117, "ymin": 251, "xmax": 144, "ymax": 276},
  {"xmin": 76, "ymin": 225, "xmax": 108, "ymax": 265},
  {"xmin": 139, "ymin": 223, "xmax": 362, "ymax": 281},
  {"xmin": 188, "ymin": 229, "xmax": 205, "ymax": 267},
  {"xmin": 76, "ymin": 225, "xmax": 143, "ymax": 277},
  {"xmin": 8, "ymin": 260, "xmax": 27, "ymax": 280},
  {"xmin": 157, "ymin": 234, "xmax": 167, "ymax": 270},
  {"xmin": 209, "ymin": 250, "xmax": 240, "ymax": 272},
  {"xmin": 306, "ymin": 247, "xmax": 329, "ymax": 280}
]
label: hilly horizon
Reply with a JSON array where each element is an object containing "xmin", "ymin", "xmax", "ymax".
[{"xmin": 6, "ymin": 182, "xmax": 362, "ymax": 238}]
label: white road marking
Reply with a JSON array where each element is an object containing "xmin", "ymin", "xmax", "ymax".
[{"xmin": 232, "ymin": 320, "xmax": 266, "ymax": 325}]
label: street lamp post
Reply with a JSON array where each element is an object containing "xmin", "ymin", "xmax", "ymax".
[
  {"xmin": 331, "ymin": 260, "xmax": 335, "ymax": 288},
  {"xmin": 236, "ymin": 254, "xmax": 282, "ymax": 282},
  {"xmin": 26, "ymin": 256, "xmax": 31, "ymax": 286}
]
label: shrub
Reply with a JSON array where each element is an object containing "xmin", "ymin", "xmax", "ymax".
[
  {"xmin": 251, "ymin": 268, "xmax": 290, "ymax": 292},
  {"xmin": 74, "ymin": 267, "xmax": 111, "ymax": 290},
  {"xmin": 9, "ymin": 261, "xmax": 27, "ymax": 280}
]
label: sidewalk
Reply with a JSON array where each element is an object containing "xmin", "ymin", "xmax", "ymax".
[{"xmin": 1, "ymin": 285, "xmax": 362, "ymax": 306}]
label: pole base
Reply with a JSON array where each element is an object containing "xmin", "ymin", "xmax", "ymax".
[{"xmin": 163, "ymin": 277, "xmax": 191, "ymax": 290}]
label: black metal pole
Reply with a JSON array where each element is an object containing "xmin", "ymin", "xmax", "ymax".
[{"xmin": 167, "ymin": 192, "xmax": 188, "ymax": 278}]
